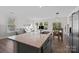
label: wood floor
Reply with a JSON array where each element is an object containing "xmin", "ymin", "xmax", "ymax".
[
  {"xmin": 0, "ymin": 34, "xmax": 71, "ymax": 53},
  {"xmin": 0, "ymin": 38, "xmax": 15, "ymax": 53},
  {"xmin": 52, "ymin": 34, "xmax": 71, "ymax": 53}
]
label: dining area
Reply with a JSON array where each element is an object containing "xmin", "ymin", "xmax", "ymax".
[{"xmin": 53, "ymin": 22, "xmax": 63, "ymax": 41}]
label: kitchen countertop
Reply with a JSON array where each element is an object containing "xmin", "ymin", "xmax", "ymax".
[{"xmin": 8, "ymin": 32, "xmax": 51, "ymax": 48}]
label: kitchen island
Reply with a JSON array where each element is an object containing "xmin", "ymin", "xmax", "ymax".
[{"xmin": 7, "ymin": 32, "xmax": 52, "ymax": 53}]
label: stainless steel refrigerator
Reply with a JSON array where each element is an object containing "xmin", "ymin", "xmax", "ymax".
[{"xmin": 70, "ymin": 11, "xmax": 79, "ymax": 52}]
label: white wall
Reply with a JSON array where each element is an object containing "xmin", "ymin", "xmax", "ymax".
[
  {"xmin": 68, "ymin": 6, "xmax": 79, "ymax": 17},
  {"xmin": 67, "ymin": 6, "xmax": 79, "ymax": 26},
  {"xmin": 68, "ymin": 6, "xmax": 79, "ymax": 27},
  {"xmin": 0, "ymin": 14, "xmax": 8, "ymax": 35}
]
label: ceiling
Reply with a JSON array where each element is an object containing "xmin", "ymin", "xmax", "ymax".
[{"xmin": 0, "ymin": 6, "xmax": 77, "ymax": 18}]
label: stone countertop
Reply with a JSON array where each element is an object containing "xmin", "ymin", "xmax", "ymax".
[{"xmin": 8, "ymin": 32, "xmax": 51, "ymax": 48}]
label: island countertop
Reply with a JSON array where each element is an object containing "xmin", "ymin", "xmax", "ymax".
[{"xmin": 15, "ymin": 32, "xmax": 51, "ymax": 48}]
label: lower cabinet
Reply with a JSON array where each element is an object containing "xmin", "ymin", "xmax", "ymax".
[
  {"xmin": 42, "ymin": 34, "xmax": 52, "ymax": 53},
  {"xmin": 16, "ymin": 34, "xmax": 52, "ymax": 53},
  {"xmin": 43, "ymin": 40, "xmax": 51, "ymax": 53},
  {"xmin": 16, "ymin": 42, "xmax": 40, "ymax": 53}
]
